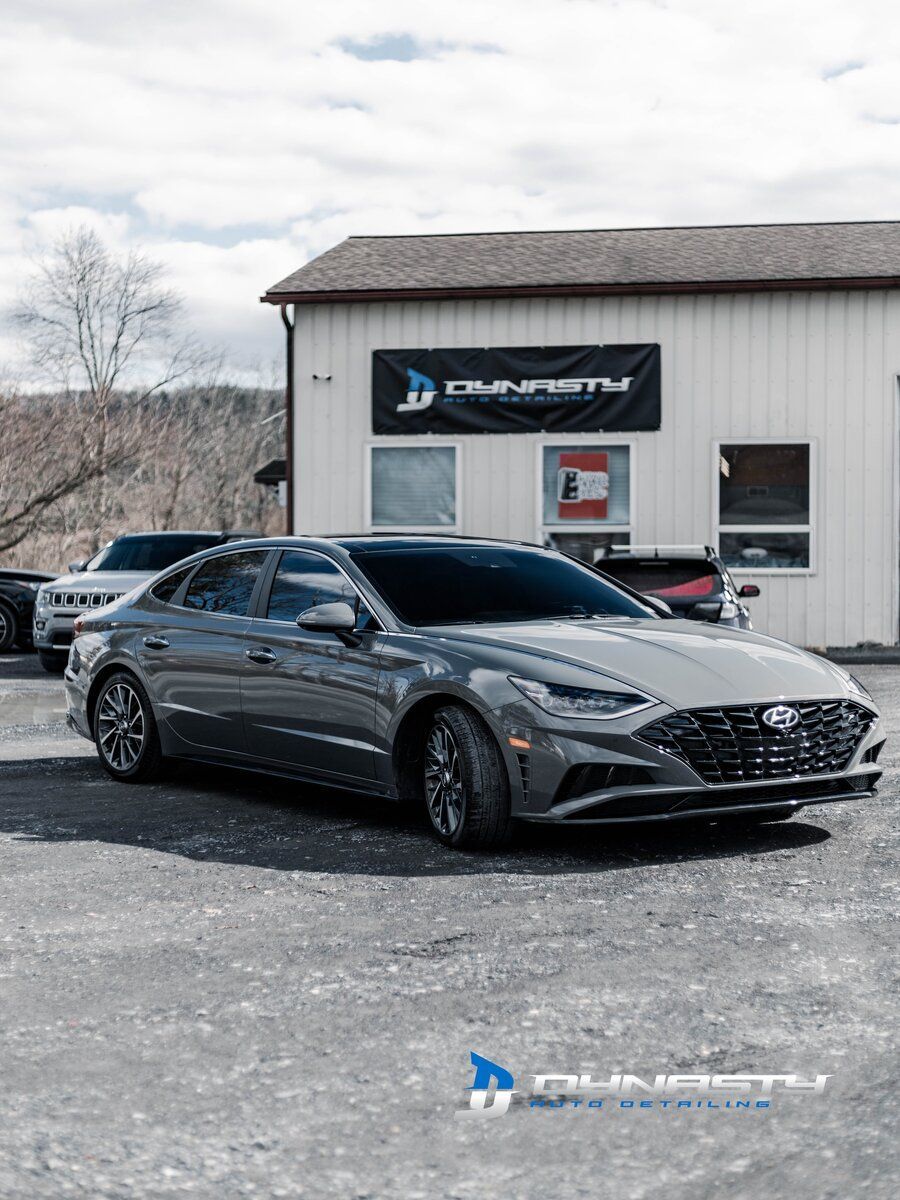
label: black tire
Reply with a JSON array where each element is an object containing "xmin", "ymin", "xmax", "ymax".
[
  {"xmin": 423, "ymin": 705, "xmax": 512, "ymax": 850},
  {"xmin": 38, "ymin": 650, "xmax": 67, "ymax": 674},
  {"xmin": 92, "ymin": 671, "xmax": 165, "ymax": 782},
  {"xmin": 0, "ymin": 601, "xmax": 18, "ymax": 653}
]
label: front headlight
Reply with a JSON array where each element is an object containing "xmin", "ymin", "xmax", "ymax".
[
  {"xmin": 829, "ymin": 661, "xmax": 871, "ymax": 700},
  {"xmin": 509, "ymin": 676, "xmax": 658, "ymax": 720}
]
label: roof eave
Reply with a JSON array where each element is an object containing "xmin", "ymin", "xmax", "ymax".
[{"xmin": 260, "ymin": 275, "xmax": 900, "ymax": 305}]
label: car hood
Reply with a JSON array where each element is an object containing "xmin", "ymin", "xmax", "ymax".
[
  {"xmin": 40, "ymin": 570, "xmax": 152, "ymax": 594},
  {"xmin": 428, "ymin": 618, "xmax": 858, "ymax": 709}
]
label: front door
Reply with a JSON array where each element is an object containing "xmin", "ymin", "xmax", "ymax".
[
  {"xmin": 241, "ymin": 549, "xmax": 384, "ymax": 783},
  {"xmin": 138, "ymin": 549, "xmax": 270, "ymax": 755}
]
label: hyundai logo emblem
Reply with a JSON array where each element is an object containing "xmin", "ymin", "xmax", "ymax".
[{"xmin": 762, "ymin": 704, "xmax": 801, "ymax": 731}]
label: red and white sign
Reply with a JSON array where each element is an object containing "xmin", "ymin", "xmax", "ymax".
[{"xmin": 557, "ymin": 451, "xmax": 609, "ymax": 519}]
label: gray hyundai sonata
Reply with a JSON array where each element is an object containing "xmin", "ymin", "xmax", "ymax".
[{"xmin": 65, "ymin": 536, "xmax": 883, "ymax": 849}]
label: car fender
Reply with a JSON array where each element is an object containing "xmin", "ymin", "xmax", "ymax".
[{"xmin": 373, "ymin": 634, "xmax": 536, "ymax": 791}]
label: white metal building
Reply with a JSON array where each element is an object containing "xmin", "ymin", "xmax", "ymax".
[{"xmin": 262, "ymin": 221, "xmax": 900, "ymax": 649}]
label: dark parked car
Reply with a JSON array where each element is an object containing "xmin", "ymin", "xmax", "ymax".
[
  {"xmin": 595, "ymin": 545, "xmax": 760, "ymax": 629},
  {"xmin": 65, "ymin": 536, "xmax": 881, "ymax": 851},
  {"xmin": 0, "ymin": 568, "xmax": 58, "ymax": 652},
  {"xmin": 33, "ymin": 530, "xmax": 259, "ymax": 672}
]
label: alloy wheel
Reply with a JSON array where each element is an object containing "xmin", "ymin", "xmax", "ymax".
[
  {"xmin": 425, "ymin": 722, "xmax": 464, "ymax": 836},
  {"xmin": 97, "ymin": 682, "xmax": 145, "ymax": 772}
]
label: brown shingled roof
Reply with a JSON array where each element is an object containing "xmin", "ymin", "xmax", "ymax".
[{"xmin": 262, "ymin": 220, "xmax": 900, "ymax": 304}]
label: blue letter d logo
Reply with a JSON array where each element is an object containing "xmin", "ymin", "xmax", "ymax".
[{"xmin": 456, "ymin": 1052, "xmax": 515, "ymax": 1120}]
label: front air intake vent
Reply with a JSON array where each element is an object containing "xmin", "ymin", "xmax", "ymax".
[{"xmin": 516, "ymin": 753, "xmax": 531, "ymax": 805}]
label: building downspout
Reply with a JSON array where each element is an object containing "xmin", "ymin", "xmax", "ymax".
[{"xmin": 280, "ymin": 303, "xmax": 294, "ymax": 535}]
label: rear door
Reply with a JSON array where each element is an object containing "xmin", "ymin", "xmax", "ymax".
[
  {"xmin": 241, "ymin": 549, "xmax": 384, "ymax": 783},
  {"xmin": 137, "ymin": 549, "xmax": 271, "ymax": 755}
]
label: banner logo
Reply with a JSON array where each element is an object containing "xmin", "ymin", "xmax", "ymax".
[
  {"xmin": 374, "ymin": 344, "xmax": 662, "ymax": 435},
  {"xmin": 396, "ymin": 368, "xmax": 439, "ymax": 413}
]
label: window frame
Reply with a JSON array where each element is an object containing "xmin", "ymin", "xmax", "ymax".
[
  {"xmin": 534, "ymin": 436, "xmax": 635, "ymax": 552},
  {"xmin": 148, "ymin": 564, "xmax": 197, "ymax": 607},
  {"xmin": 712, "ymin": 437, "xmax": 816, "ymax": 576},
  {"xmin": 169, "ymin": 548, "xmax": 274, "ymax": 620},
  {"xmin": 365, "ymin": 439, "xmax": 462, "ymax": 534},
  {"xmin": 255, "ymin": 546, "xmax": 385, "ymax": 632}
]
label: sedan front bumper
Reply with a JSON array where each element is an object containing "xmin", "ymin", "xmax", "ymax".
[
  {"xmin": 527, "ymin": 770, "xmax": 880, "ymax": 824},
  {"xmin": 488, "ymin": 694, "xmax": 884, "ymax": 823}
]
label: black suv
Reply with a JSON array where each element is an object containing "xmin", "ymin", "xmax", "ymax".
[
  {"xmin": 0, "ymin": 568, "xmax": 58, "ymax": 652},
  {"xmin": 595, "ymin": 545, "xmax": 759, "ymax": 629}
]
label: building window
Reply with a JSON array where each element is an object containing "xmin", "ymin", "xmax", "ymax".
[
  {"xmin": 370, "ymin": 444, "xmax": 458, "ymax": 530},
  {"xmin": 539, "ymin": 443, "xmax": 631, "ymax": 564},
  {"xmin": 716, "ymin": 442, "xmax": 812, "ymax": 570}
]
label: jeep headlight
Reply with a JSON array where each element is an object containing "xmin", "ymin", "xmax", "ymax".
[{"xmin": 509, "ymin": 676, "xmax": 658, "ymax": 720}]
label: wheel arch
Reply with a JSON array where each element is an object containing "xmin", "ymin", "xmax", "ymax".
[
  {"xmin": 86, "ymin": 659, "xmax": 147, "ymax": 733},
  {"xmin": 390, "ymin": 689, "xmax": 505, "ymax": 803}
]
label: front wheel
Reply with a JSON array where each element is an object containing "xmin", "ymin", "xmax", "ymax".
[
  {"xmin": 423, "ymin": 705, "xmax": 512, "ymax": 850},
  {"xmin": 93, "ymin": 672, "xmax": 165, "ymax": 782},
  {"xmin": 38, "ymin": 650, "xmax": 67, "ymax": 674}
]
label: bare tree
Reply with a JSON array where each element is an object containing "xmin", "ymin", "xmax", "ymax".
[
  {"xmin": 0, "ymin": 387, "xmax": 133, "ymax": 554},
  {"xmin": 12, "ymin": 226, "xmax": 207, "ymax": 540}
]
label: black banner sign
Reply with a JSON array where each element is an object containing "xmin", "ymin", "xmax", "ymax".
[{"xmin": 372, "ymin": 344, "xmax": 660, "ymax": 435}]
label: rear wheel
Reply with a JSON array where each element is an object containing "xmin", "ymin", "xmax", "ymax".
[
  {"xmin": 0, "ymin": 602, "xmax": 18, "ymax": 652},
  {"xmin": 93, "ymin": 672, "xmax": 165, "ymax": 782},
  {"xmin": 38, "ymin": 650, "xmax": 67, "ymax": 674},
  {"xmin": 423, "ymin": 705, "xmax": 512, "ymax": 850}
]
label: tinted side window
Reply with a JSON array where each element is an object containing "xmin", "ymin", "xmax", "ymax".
[
  {"xmin": 182, "ymin": 551, "xmax": 267, "ymax": 616},
  {"xmin": 149, "ymin": 565, "xmax": 193, "ymax": 605},
  {"xmin": 266, "ymin": 551, "xmax": 374, "ymax": 628}
]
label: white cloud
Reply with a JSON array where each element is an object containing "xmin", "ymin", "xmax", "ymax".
[{"xmin": 1, "ymin": 0, "xmax": 900, "ymax": 378}]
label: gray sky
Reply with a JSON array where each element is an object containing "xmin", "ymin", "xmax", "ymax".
[{"xmin": 1, "ymin": 0, "xmax": 898, "ymax": 378}]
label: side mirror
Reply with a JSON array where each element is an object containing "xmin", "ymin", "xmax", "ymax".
[
  {"xmin": 739, "ymin": 584, "xmax": 760, "ymax": 598},
  {"xmin": 296, "ymin": 600, "xmax": 357, "ymax": 634},
  {"xmin": 690, "ymin": 600, "xmax": 723, "ymax": 622},
  {"xmin": 644, "ymin": 595, "xmax": 673, "ymax": 617},
  {"xmin": 68, "ymin": 559, "xmax": 87, "ymax": 574}
]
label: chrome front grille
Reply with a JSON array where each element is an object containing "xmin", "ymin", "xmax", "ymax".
[
  {"xmin": 638, "ymin": 700, "xmax": 875, "ymax": 785},
  {"xmin": 48, "ymin": 591, "xmax": 121, "ymax": 609}
]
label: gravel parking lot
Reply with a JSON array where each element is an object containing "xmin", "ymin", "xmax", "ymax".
[{"xmin": 0, "ymin": 653, "xmax": 897, "ymax": 1198}]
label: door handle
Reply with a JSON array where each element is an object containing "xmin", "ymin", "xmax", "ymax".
[
  {"xmin": 142, "ymin": 635, "xmax": 170, "ymax": 649},
  {"xmin": 245, "ymin": 647, "xmax": 277, "ymax": 664}
]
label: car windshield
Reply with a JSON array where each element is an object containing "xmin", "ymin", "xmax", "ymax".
[
  {"xmin": 84, "ymin": 535, "xmax": 219, "ymax": 573},
  {"xmin": 599, "ymin": 560, "xmax": 723, "ymax": 599},
  {"xmin": 351, "ymin": 545, "xmax": 656, "ymax": 626}
]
